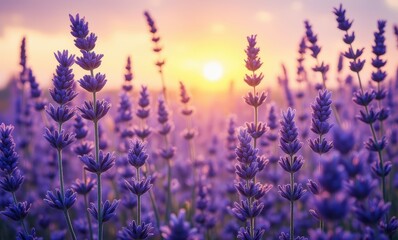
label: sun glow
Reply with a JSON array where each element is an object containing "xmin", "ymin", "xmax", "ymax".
[{"xmin": 203, "ymin": 61, "xmax": 224, "ymax": 82}]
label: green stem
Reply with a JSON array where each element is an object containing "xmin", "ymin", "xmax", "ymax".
[
  {"xmin": 92, "ymin": 91, "xmax": 103, "ymax": 240},
  {"xmin": 290, "ymin": 155, "xmax": 294, "ymax": 240},
  {"xmin": 57, "ymin": 121, "xmax": 77, "ymax": 240},
  {"xmin": 12, "ymin": 192, "xmax": 28, "ymax": 235},
  {"xmin": 64, "ymin": 210, "xmax": 77, "ymax": 240},
  {"xmin": 136, "ymin": 167, "xmax": 141, "ymax": 225},
  {"xmin": 84, "ymin": 193, "xmax": 94, "ymax": 240},
  {"xmin": 166, "ymin": 156, "xmax": 172, "ymax": 222}
]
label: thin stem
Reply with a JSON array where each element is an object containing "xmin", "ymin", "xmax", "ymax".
[
  {"xmin": 84, "ymin": 190, "xmax": 94, "ymax": 240},
  {"xmin": 136, "ymin": 167, "xmax": 141, "ymax": 225},
  {"xmin": 64, "ymin": 210, "xmax": 77, "ymax": 240},
  {"xmin": 376, "ymin": 82, "xmax": 384, "ymax": 138},
  {"xmin": 289, "ymin": 155, "xmax": 294, "ymax": 240},
  {"xmin": 57, "ymin": 121, "xmax": 77, "ymax": 240},
  {"xmin": 92, "ymin": 91, "xmax": 103, "ymax": 240},
  {"xmin": 11, "ymin": 192, "xmax": 28, "ymax": 235}
]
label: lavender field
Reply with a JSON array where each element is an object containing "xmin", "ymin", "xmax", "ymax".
[{"xmin": 1, "ymin": 1, "xmax": 398, "ymax": 240}]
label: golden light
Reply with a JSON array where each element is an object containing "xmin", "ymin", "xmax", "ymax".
[{"xmin": 203, "ymin": 61, "xmax": 224, "ymax": 82}]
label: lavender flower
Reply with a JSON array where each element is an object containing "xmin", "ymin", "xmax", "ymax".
[
  {"xmin": 45, "ymin": 49, "xmax": 78, "ymax": 240},
  {"xmin": 278, "ymin": 108, "xmax": 305, "ymax": 240},
  {"xmin": 118, "ymin": 221, "xmax": 154, "ymax": 240},
  {"xmin": 161, "ymin": 209, "xmax": 197, "ymax": 240},
  {"xmin": 70, "ymin": 13, "xmax": 116, "ymax": 240},
  {"xmin": 309, "ymin": 90, "xmax": 333, "ymax": 155},
  {"xmin": 233, "ymin": 129, "xmax": 270, "ymax": 238},
  {"xmin": 0, "ymin": 124, "xmax": 35, "ymax": 237},
  {"xmin": 144, "ymin": 11, "xmax": 167, "ymax": 101},
  {"xmin": 334, "ymin": 4, "xmax": 389, "ymax": 204}
]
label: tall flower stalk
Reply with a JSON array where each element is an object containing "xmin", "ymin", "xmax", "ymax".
[
  {"xmin": 118, "ymin": 140, "xmax": 154, "ymax": 240},
  {"xmin": 304, "ymin": 21, "xmax": 341, "ymax": 126},
  {"xmin": 232, "ymin": 129, "xmax": 270, "ymax": 239},
  {"xmin": 134, "ymin": 85, "xmax": 161, "ymax": 230},
  {"xmin": 43, "ymin": 50, "xmax": 78, "ymax": 240},
  {"xmin": 278, "ymin": 108, "xmax": 306, "ymax": 240},
  {"xmin": 371, "ymin": 20, "xmax": 388, "ymax": 136},
  {"xmin": 179, "ymin": 81, "xmax": 197, "ymax": 220},
  {"xmin": 70, "ymin": 14, "xmax": 118, "ymax": 240},
  {"xmin": 241, "ymin": 34, "xmax": 268, "ymax": 237},
  {"xmin": 0, "ymin": 123, "xmax": 38, "ymax": 239},
  {"xmin": 157, "ymin": 97, "xmax": 175, "ymax": 222},
  {"xmin": 333, "ymin": 4, "xmax": 389, "ymax": 203},
  {"xmin": 144, "ymin": 11, "xmax": 167, "ymax": 102},
  {"xmin": 308, "ymin": 90, "xmax": 333, "ymax": 231}
]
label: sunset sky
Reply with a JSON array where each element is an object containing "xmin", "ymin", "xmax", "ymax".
[{"xmin": 0, "ymin": 0, "xmax": 398, "ymax": 92}]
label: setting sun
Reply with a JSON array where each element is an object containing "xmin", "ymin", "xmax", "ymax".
[{"xmin": 203, "ymin": 61, "xmax": 224, "ymax": 82}]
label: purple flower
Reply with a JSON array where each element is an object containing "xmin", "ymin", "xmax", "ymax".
[
  {"xmin": 346, "ymin": 176, "xmax": 376, "ymax": 200},
  {"xmin": 1, "ymin": 201, "xmax": 31, "ymax": 221},
  {"xmin": 0, "ymin": 124, "xmax": 19, "ymax": 174},
  {"xmin": 161, "ymin": 209, "xmax": 197, "ymax": 240},
  {"xmin": 333, "ymin": 4, "xmax": 353, "ymax": 31},
  {"xmin": 76, "ymin": 50, "xmax": 103, "ymax": 71},
  {"xmin": 74, "ymin": 32, "xmax": 97, "ymax": 51},
  {"xmin": 44, "ymin": 129, "xmax": 75, "ymax": 150},
  {"xmin": 179, "ymin": 82, "xmax": 190, "ymax": 104},
  {"xmin": 74, "ymin": 115, "xmax": 89, "ymax": 140},
  {"xmin": 0, "ymin": 169, "xmax": 24, "ymax": 193},
  {"xmin": 278, "ymin": 183, "xmax": 306, "ymax": 201},
  {"xmin": 232, "ymin": 199, "xmax": 264, "ymax": 222},
  {"xmin": 244, "ymin": 35, "xmax": 263, "ymax": 73},
  {"xmin": 73, "ymin": 141, "xmax": 93, "ymax": 156},
  {"xmin": 280, "ymin": 108, "xmax": 302, "ymax": 156},
  {"xmin": 380, "ymin": 216, "xmax": 398, "ymax": 238},
  {"xmin": 127, "ymin": 140, "xmax": 148, "ymax": 168},
  {"xmin": 69, "ymin": 14, "xmax": 89, "ymax": 38},
  {"xmin": 144, "ymin": 11, "xmax": 157, "ymax": 35},
  {"xmin": 49, "ymin": 51, "xmax": 77, "ymax": 105},
  {"xmin": 88, "ymin": 199, "xmax": 119, "ymax": 222},
  {"xmin": 72, "ymin": 178, "xmax": 96, "ymax": 195},
  {"xmin": 353, "ymin": 90, "xmax": 376, "ymax": 107},
  {"xmin": 78, "ymin": 100, "xmax": 111, "ymax": 122},
  {"xmin": 278, "ymin": 155, "xmax": 304, "ymax": 173},
  {"xmin": 78, "ymin": 73, "xmax": 107, "ymax": 93},
  {"xmin": 244, "ymin": 92, "xmax": 267, "ymax": 108},
  {"xmin": 353, "ymin": 197, "xmax": 390, "ymax": 225},
  {"xmin": 235, "ymin": 181, "xmax": 272, "ymax": 200},
  {"xmin": 80, "ymin": 151, "xmax": 115, "ymax": 174},
  {"xmin": 315, "ymin": 193, "xmax": 348, "ymax": 221},
  {"xmin": 238, "ymin": 227, "xmax": 264, "ymax": 240},
  {"xmin": 118, "ymin": 221, "xmax": 154, "ymax": 240},
  {"xmin": 44, "ymin": 189, "xmax": 77, "ymax": 210},
  {"xmin": 46, "ymin": 104, "xmax": 74, "ymax": 125},
  {"xmin": 125, "ymin": 177, "xmax": 153, "ymax": 196}
]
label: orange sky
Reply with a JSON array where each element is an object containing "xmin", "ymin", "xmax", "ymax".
[{"xmin": 0, "ymin": 0, "xmax": 398, "ymax": 93}]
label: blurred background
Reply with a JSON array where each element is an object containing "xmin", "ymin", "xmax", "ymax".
[{"xmin": 0, "ymin": 0, "xmax": 397, "ymax": 93}]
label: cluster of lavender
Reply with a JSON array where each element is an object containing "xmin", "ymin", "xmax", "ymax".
[
  {"xmin": 0, "ymin": 124, "xmax": 38, "ymax": 239},
  {"xmin": 278, "ymin": 108, "xmax": 306, "ymax": 240},
  {"xmin": 43, "ymin": 49, "xmax": 78, "ymax": 240},
  {"xmin": 334, "ymin": 4, "xmax": 391, "ymax": 205},
  {"xmin": 232, "ymin": 35, "xmax": 272, "ymax": 240},
  {"xmin": 2, "ymin": 5, "xmax": 398, "ymax": 240},
  {"xmin": 70, "ymin": 14, "xmax": 118, "ymax": 240}
]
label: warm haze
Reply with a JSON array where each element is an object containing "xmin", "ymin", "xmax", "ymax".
[{"xmin": 0, "ymin": 0, "xmax": 398, "ymax": 92}]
